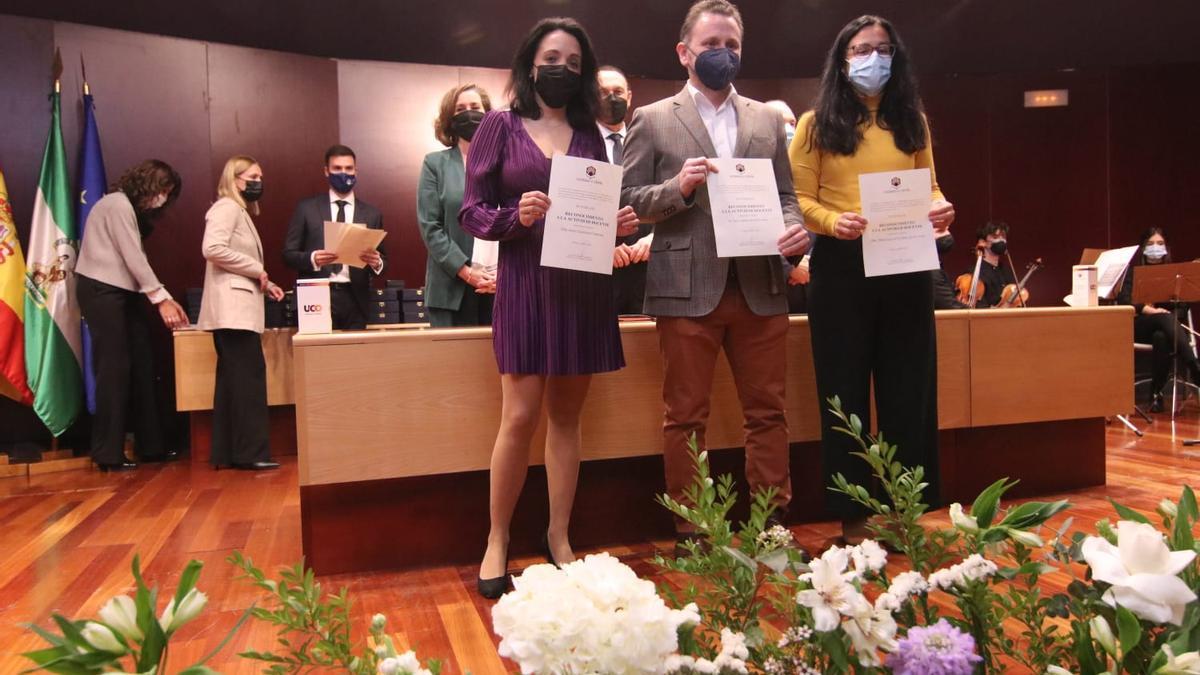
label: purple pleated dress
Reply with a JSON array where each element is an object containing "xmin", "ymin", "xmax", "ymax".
[{"xmin": 459, "ymin": 110, "xmax": 625, "ymax": 376}]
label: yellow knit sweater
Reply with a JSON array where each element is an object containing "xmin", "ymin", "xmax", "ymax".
[{"xmin": 788, "ymin": 105, "xmax": 945, "ymax": 237}]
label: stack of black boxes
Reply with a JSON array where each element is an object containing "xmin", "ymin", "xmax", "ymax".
[
  {"xmin": 185, "ymin": 288, "xmax": 203, "ymax": 326},
  {"xmin": 366, "ymin": 281, "xmax": 428, "ymax": 325}
]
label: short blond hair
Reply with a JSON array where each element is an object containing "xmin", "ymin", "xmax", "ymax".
[{"xmin": 217, "ymin": 154, "xmax": 261, "ymax": 216}]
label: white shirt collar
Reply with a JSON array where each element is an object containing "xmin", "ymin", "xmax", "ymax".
[
  {"xmin": 329, "ymin": 189, "xmax": 355, "ymax": 205},
  {"xmin": 686, "ymin": 81, "xmax": 737, "ymax": 114},
  {"xmin": 597, "ymin": 121, "xmax": 627, "ymax": 139}
]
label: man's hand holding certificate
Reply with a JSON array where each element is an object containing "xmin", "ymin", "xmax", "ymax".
[
  {"xmin": 707, "ymin": 158, "xmax": 787, "ymax": 258},
  {"xmin": 858, "ymin": 168, "xmax": 939, "ymax": 277},
  {"xmin": 540, "ymin": 154, "xmax": 625, "ymax": 275}
]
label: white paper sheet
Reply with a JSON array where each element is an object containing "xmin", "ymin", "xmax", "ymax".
[
  {"xmin": 539, "ymin": 154, "xmax": 622, "ymax": 275},
  {"xmin": 858, "ymin": 168, "xmax": 938, "ymax": 277},
  {"xmin": 1093, "ymin": 245, "xmax": 1139, "ymax": 300},
  {"xmin": 708, "ymin": 158, "xmax": 786, "ymax": 258},
  {"xmin": 323, "ymin": 220, "xmax": 387, "ymax": 268}
]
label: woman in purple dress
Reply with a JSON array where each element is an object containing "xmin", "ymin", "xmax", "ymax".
[{"xmin": 460, "ymin": 16, "xmax": 640, "ymax": 598}]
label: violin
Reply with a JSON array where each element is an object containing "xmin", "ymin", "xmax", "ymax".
[
  {"xmin": 955, "ymin": 273, "xmax": 985, "ymax": 306},
  {"xmin": 998, "ymin": 258, "xmax": 1044, "ymax": 308},
  {"xmin": 955, "ymin": 246, "xmax": 987, "ymax": 307}
]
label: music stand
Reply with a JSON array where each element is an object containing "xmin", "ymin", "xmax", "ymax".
[{"xmin": 1133, "ymin": 262, "xmax": 1200, "ymax": 435}]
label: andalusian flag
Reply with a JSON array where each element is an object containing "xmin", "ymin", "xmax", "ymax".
[
  {"xmin": 24, "ymin": 83, "xmax": 83, "ymax": 436},
  {"xmin": 0, "ymin": 170, "xmax": 34, "ymax": 405},
  {"xmin": 77, "ymin": 80, "xmax": 106, "ymax": 415}
]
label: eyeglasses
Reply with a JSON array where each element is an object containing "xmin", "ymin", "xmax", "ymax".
[{"xmin": 846, "ymin": 42, "xmax": 896, "ymax": 58}]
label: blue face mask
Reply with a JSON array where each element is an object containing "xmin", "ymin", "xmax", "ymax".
[
  {"xmin": 328, "ymin": 172, "xmax": 356, "ymax": 194},
  {"xmin": 847, "ymin": 51, "xmax": 892, "ymax": 97},
  {"xmin": 784, "ymin": 123, "xmax": 796, "ymax": 146},
  {"xmin": 692, "ymin": 47, "xmax": 740, "ymax": 91},
  {"xmin": 1144, "ymin": 244, "xmax": 1168, "ymax": 262}
]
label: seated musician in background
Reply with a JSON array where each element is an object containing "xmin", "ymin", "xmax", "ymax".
[
  {"xmin": 932, "ymin": 229, "xmax": 966, "ymax": 309},
  {"xmin": 1117, "ymin": 227, "xmax": 1200, "ymax": 412},
  {"xmin": 968, "ymin": 221, "xmax": 1015, "ymax": 307}
]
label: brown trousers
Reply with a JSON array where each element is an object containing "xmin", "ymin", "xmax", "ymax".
[{"xmin": 657, "ymin": 286, "xmax": 791, "ymax": 530}]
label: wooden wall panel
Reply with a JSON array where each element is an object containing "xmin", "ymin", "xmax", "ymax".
[
  {"xmin": 206, "ymin": 42, "xmax": 341, "ymax": 290},
  {"xmin": 1108, "ymin": 64, "xmax": 1200, "ymax": 258},
  {"xmin": 987, "ymin": 70, "xmax": 1109, "ymax": 307}
]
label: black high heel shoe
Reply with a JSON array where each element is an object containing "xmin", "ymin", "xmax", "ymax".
[{"xmin": 477, "ymin": 552, "xmax": 510, "ymax": 599}]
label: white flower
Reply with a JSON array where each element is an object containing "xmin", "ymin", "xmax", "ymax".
[
  {"xmin": 158, "ymin": 588, "xmax": 207, "ymax": 634},
  {"xmin": 81, "ymin": 622, "xmax": 126, "ymax": 653},
  {"xmin": 886, "ymin": 571, "xmax": 928, "ymax": 599},
  {"xmin": 493, "ymin": 553, "xmax": 694, "ymax": 674},
  {"xmin": 1008, "ymin": 528, "xmax": 1045, "ymax": 548},
  {"xmin": 949, "ymin": 502, "xmax": 979, "ymax": 533},
  {"xmin": 1089, "ymin": 616, "xmax": 1116, "ymax": 658},
  {"xmin": 1046, "ymin": 667, "xmax": 1075, "ymax": 675},
  {"xmin": 1159, "ymin": 645, "xmax": 1200, "ymax": 674},
  {"xmin": 842, "ymin": 601, "xmax": 898, "ymax": 667},
  {"xmin": 928, "ymin": 554, "xmax": 998, "ymax": 590},
  {"xmin": 371, "ymin": 613, "xmax": 387, "ymax": 631},
  {"xmin": 1081, "ymin": 520, "xmax": 1197, "ymax": 625},
  {"xmin": 1158, "ymin": 499, "xmax": 1179, "ymax": 520},
  {"xmin": 756, "ymin": 525, "xmax": 795, "ymax": 551},
  {"xmin": 378, "ymin": 657, "xmax": 400, "ymax": 675},
  {"xmin": 377, "ymin": 652, "xmax": 432, "ymax": 675},
  {"xmin": 796, "ymin": 547, "xmax": 867, "ymax": 632},
  {"xmin": 710, "ymin": 629, "xmax": 750, "ymax": 674},
  {"xmin": 98, "ymin": 595, "xmax": 143, "ymax": 642},
  {"xmin": 850, "ymin": 540, "xmax": 888, "ymax": 574}
]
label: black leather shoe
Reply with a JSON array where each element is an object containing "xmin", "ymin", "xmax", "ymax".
[
  {"xmin": 234, "ymin": 461, "xmax": 280, "ymax": 471},
  {"xmin": 140, "ymin": 451, "xmax": 180, "ymax": 463},
  {"xmin": 477, "ymin": 553, "xmax": 511, "ymax": 599},
  {"xmin": 1150, "ymin": 393, "xmax": 1165, "ymax": 413},
  {"xmin": 97, "ymin": 462, "xmax": 138, "ymax": 472}
]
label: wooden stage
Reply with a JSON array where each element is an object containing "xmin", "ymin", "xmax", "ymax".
[
  {"xmin": 0, "ymin": 410, "xmax": 1196, "ymax": 673},
  {"xmin": 169, "ymin": 307, "xmax": 1133, "ymax": 574}
]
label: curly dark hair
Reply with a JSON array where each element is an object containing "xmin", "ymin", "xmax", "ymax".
[
  {"xmin": 807, "ymin": 15, "xmax": 927, "ymax": 157},
  {"xmin": 434, "ymin": 84, "xmax": 493, "ymax": 147},
  {"xmin": 508, "ymin": 17, "xmax": 600, "ymax": 131},
  {"xmin": 112, "ymin": 159, "xmax": 182, "ymax": 212}
]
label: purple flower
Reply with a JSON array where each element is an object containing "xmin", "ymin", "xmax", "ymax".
[{"xmin": 886, "ymin": 620, "xmax": 982, "ymax": 675}]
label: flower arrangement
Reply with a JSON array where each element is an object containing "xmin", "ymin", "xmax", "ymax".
[
  {"xmin": 492, "ymin": 552, "xmax": 702, "ymax": 674},
  {"xmin": 21, "ymin": 555, "xmax": 249, "ymax": 674},
  {"xmin": 651, "ymin": 397, "xmax": 1200, "ymax": 673}
]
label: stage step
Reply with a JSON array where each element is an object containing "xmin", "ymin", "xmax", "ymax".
[
  {"xmin": 39, "ymin": 449, "xmax": 77, "ymax": 461},
  {"xmin": 0, "ymin": 463, "xmax": 27, "ymax": 478},
  {"xmin": 27, "ymin": 457, "xmax": 93, "ymax": 476}
]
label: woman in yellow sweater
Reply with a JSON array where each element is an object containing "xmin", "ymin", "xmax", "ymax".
[{"xmin": 790, "ymin": 15, "xmax": 955, "ymax": 543}]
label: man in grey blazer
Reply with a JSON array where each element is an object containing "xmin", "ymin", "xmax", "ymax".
[
  {"xmin": 621, "ymin": 0, "xmax": 811, "ymax": 542},
  {"xmin": 283, "ymin": 145, "xmax": 387, "ymax": 329}
]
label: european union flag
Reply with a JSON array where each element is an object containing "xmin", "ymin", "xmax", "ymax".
[{"xmin": 77, "ymin": 91, "xmax": 106, "ymax": 415}]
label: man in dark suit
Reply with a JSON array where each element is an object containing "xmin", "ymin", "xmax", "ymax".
[{"xmin": 283, "ymin": 144, "xmax": 387, "ymax": 329}]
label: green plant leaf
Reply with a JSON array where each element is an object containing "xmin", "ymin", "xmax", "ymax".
[
  {"xmin": 971, "ymin": 477, "xmax": 1016, "ymax": 529},
  {"xmin": 173, "ymin": 559, "xmax": 204, "ymax": 609},
  {"xmin": 1109, "ymin": 499, "xmax": 1151, "ymax": 524},
  {"xmin": 1116, "ymin": 605, "xmax": 1143, "ymax": 657}
]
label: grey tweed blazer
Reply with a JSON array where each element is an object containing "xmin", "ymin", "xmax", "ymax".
[{"xmin": 620, "ymin": 87, "xmax": 802, "ymax": 318}]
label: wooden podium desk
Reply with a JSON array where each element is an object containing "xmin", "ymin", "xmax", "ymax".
[{"xmin": 284, "ymin": 306, "xmax": 1131, "ymax": 574}]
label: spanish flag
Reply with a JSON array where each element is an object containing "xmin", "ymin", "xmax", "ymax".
[{"xmin": 0, "ymin": 169, "xmax": 34, "ymax": 405}]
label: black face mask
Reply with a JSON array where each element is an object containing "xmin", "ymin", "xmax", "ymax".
[
  {"xmin": 451, "ymin": 109, "xmax": 486, "ymax": 142},
  {"xmin": 534, "ymin": 65, "xmax": 581, "ymax": 109},
  {"xmin": 241, "ymin": 180, "xmax": 264, "ymax": 203},
  {"xmin": 935, "ymin": 234, "xmax": 954, "ymax": 256},
  {"xmin": 600, "ymin": 94, "xmax": 628, "ymax": 125},
  {"xmin": 989, "ymin": 239, "xmax": 1008, "ymax": 255}
]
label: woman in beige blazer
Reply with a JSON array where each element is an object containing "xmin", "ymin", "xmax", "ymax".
[{"xmin": 198, "ymin": 155, "xmax": 285, "ymax": 470}]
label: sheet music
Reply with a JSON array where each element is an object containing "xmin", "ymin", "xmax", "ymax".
[{"xmin": 1093, "ymin": 245, "xmax": 1139, "ymax": 300}]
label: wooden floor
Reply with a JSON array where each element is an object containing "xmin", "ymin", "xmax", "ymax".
[{"xmin": 1, "ymin": 412, "xmax": 1198, "ymax": 674}]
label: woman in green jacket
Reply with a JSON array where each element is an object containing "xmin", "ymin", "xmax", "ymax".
[{"xmin": 417, "ymin": 83, "xmax": 496, "ymax": 327}]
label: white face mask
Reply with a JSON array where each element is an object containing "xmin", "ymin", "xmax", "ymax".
[
  {"xmin": 148, "ymin": 193, "xmax": 168, "ymax": 209},
  {"xmin": 1143, "ymin": 243, "xmax": 1167, "ymax": 261}
]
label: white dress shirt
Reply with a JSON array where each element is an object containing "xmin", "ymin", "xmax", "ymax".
[
  {"xmin": 597, "ymin": 121, "xmax": 627, "ymax": 165},
  {"xmin": 311, "ymin": 189, "xmax": 381, "ymax": 280},
  {"xmin": 686, "ymin": 82, "xmax": 738, "ymax": 158}
]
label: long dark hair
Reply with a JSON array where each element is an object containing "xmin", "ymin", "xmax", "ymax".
[
  {"xmin": 1136, "ymin": 226, "xmax": 1171, "ymax": 265},
  {"xmin": 507, "ymin": 17, "xmax": 600, "ymax": 131},
  {"xmin": 807, "ymin": 15, "xmax": 927, "ymax": 156}
]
